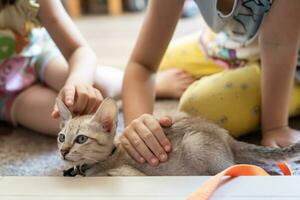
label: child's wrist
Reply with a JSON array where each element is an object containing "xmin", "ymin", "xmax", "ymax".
[
  {"xmin": 66, "ymin": 74, "xmax": 93, "ymax": 86},
  {"xmin": 263, "ymin": 125, "xmax": 288, "ymax": 134}
]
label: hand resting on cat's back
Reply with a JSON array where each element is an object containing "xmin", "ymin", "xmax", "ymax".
[{"xmin": 56, "ymin": 98, "xmax": 300, "ymax": 176}]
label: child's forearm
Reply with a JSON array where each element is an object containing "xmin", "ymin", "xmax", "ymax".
[
  {"xmin": 39, "ymin": 0, "xmax": 98, "ymax": 85},
  {"xmin": 122, "ymin": 0, "xmax": 184, "ymax": 125},
  {"xmin": 260, "ymin": 39, "xmax": 299, "ymax": 131},
  {"xmin": 38, "ymin": 0, "xmax": 103, "ymax": 117},
  {"xmin": 260, "ymin": 0, "xmax": 300, "ymax": 132},
  {"xmin": 66, "ymin": 46, "xmax": 97, "ymax": 85},
  {"xmin": 123, "ymin": 62, "xmax": 156, "ymax": 125}
]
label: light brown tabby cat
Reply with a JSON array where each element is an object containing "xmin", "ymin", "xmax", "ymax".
[{"xmin": 57, "ymin": 98, "xmax": 300, "ymax": 176}]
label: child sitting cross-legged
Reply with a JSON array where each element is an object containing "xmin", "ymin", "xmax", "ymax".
[{"xmin": 0, "ymin": 0, "xmax": 123, "ymax": 135}]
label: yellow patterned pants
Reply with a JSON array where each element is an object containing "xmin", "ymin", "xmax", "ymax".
[{"xmin": 159, "ymin": 34, "xmax": 300, "ymax": 137}]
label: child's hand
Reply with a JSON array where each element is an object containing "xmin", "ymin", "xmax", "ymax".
[
  {"xmin": 120, "ymin": 115, "xmax": 172, "ymax": 166},
  {"xmin": 52, "ymin": 82, "xmax": 103, "ymax": 118},
  {"xmin": 261, "ymin": 127, "xmax": 300, "ymax": 148}
]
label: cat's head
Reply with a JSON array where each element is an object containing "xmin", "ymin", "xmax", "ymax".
[{"xmin": 56, "ymin": 97, "xmax": 118, "ymax": 165}]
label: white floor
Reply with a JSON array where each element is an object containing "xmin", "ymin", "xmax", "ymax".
[
  {"xmin": 75, "ymin": 13, "xmax": 202, "ymax": 68},
  {"xmin": 1, "ymin": 176, "xmax": 300, "ymax": 199}
]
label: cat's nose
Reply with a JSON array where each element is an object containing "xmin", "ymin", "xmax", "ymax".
[{"xmin": 61, "ymin": 149, "xmax": 69, "ymax": 158}]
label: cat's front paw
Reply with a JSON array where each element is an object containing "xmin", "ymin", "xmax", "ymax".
[
  {"xmin": 63, "ymin": 166, "xmax": 78, "ymax": 177},
  {"xmin": 63, "ymin": 164, "xmax": 89, "ymax": 177}
]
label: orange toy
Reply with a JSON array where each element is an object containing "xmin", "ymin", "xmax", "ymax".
[{"xmin": 187, "ymin": 162, "xmax": 292, "ymax": 200}]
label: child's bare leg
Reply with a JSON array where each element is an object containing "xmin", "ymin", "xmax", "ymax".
[
  {"xmin": 260, "ymin": 0, "xmax": 300, "ymax": 147},
  {"xmin": 156, "ymin": 69, "xmax": 195, "ymax": 98},
  {"xmin": 155, "ymin": 32, "xmax": 221, "ymax": 99},
  {"xmin": 10, "ymin": 56, "xmax": 123, "ymax": 136},
  {"xmin": 93, "ymin": 66, "xmax": 123, "ymax": 98},
  {"xmin": 12, "ymin": 84, "xmax": 60, "ymax": 135},
  {"xmin": 43, "ymin": 56, "xmax": 69, "ymax": 92},
  {"xmin": 43, "ymin": 56, "xmax": 123, "ymax": 98}
]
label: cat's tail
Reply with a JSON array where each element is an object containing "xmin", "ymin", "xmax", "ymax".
[{"xmin": 231, "ymin": 139, "xmax": 300, "ymax": 164}]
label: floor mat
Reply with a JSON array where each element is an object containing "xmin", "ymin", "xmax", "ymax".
[{"xmin": 0, "ymin": 100, "xmax": 299, "ymax": 176}]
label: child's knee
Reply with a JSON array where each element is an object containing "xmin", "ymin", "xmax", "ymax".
[
  {"xmin": 289, "ymin": 82, "xmax": 300, "ymax": 116},
  {"xmin": 179, "ymin": 63, "xmax": 261, "ymax": 137}
]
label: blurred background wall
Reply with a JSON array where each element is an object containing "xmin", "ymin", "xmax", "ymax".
[{"xmin": 59, "ymin": 0, "xmax": 202, "ymax": 68}]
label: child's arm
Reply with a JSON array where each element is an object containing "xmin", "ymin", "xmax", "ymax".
[
  {"xmin": 121, "ymin": 0, "xmax": 185, "ymax": 166},
  {"xmin": 260, "ymin": 0, "xmax": 300, "ymax": 147},
  {"xmin": 38, "ymin": 0, "xmax": 102, "ymax": 116}
]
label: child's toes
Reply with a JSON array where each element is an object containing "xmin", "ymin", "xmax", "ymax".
[{"xmin": 156, "ymin": 68, "xmax": 195, "ymax": 98}]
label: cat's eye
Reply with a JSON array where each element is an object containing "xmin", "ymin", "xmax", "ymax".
[
  {"xmin": 58, "ymin": 133, "xmax": 65, "ymax": 143},
  {"xmin": 75, "ymin": 135, "xmax": 88, "ymax": 144}
]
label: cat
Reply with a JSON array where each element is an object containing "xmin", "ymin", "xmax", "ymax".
[{"xmin": 56, "ymin": 97, "xmax": 300, "ymax": 176}]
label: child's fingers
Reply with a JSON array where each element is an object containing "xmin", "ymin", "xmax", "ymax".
[
  {"xmin": 144, "ymin": 115, "xmax": 172, "ymax": 152},
  {"xmin": 84, "ymin": 87, "xmax": 101, "ymax": 114},
  {"xmin": 89, "ymin": 89, "xmax": 103, "ymax": 113},
  {"xmin": 94, "ymin": 89, "xmax": 103, "ymax": 106},
  {"xmin": 124, "ymin": 127, "xmax": 159, "ymax": 166},
  {"xmin": 63, "ymin": 85, "xmax": 76, "ymax": 106},
  {"xmin": 73, "ymin": 85, "xmax": 89, "ymax": 114},
  {"xmin": 159, "ymin": 116, "xmax": 173, "ymax": 127},
  {"xmin": 120, "ymin": 135, "xmax": 145, "ymax": 164},
  {"xmin": 51, "ymin": 102, "xmax": 60, "ymax": 119},
  {"xmin": 134, "ymin": 122, "xmax": 168, "ymax": 162},
  {"xmin": 261, "ymin": 138, "xmax": 280, "ymax": 148},
  {"xmin": 52, "ymin": 109, "xmax": 60, "ymax": 119}
]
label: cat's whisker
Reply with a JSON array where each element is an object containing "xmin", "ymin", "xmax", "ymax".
[
  {"xmin": 84, "ymin": 149, "xmax": 108, "ymax": 155},
  {"xmin": 82, "ymin": 156, "xmax": 99, "ymax": 163},
  {"xmin": 69, "ymin": 154, "xmax": 80, "ymax": 157},
  {"xmin": 89, "ymin": 150, "xmax": 106, "ymax": 154},
  {"xmin": 68, "ymin": 157, "xmax": 80, "ymax": 160}
]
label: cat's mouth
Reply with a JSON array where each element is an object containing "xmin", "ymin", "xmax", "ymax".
[
  {"xmin": 59, "ymin": 151, "xmax": 98, "ymax": 166},
  {"xmin": 65, "ymin": 158, "xmax": 82, "ymax": 162},
  {"xmin": 65, "ymin": 157, "xmax": 87, "ymax": 166},
  {"xmin": 61, "ymin": 154, "xmax": 84, "ymax": 163},
  {"xmin": 64, "ymin": 156, "xmax": 99, "ymax": 166}
]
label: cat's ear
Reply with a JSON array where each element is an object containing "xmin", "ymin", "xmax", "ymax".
[
  {"xmin": 91, "ymin": 97, "xmax": 118, "ymax": 133},
  {"xmin": 56, "ymin": 98, "xmax": 72, "ymax": 128}
]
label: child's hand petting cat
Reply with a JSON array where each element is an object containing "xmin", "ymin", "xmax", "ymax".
[
  {"xmin": 52, "ymin": 81, "xmax": 103, "ymax": 118},
  {"xmin": 261, "ymin": 126, "xmax": 300, "ymax": 148},
  {"xmin": 121, "ymin": 115, "xmax": 173, "ymax": 166}
]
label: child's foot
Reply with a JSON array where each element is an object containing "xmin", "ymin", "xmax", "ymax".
[
  {"xmin": 94, "ymin": 66, "xmax": 123, "ymax": 99},
  {"xmin": 156, "ymin": 69, "xmax": 195, "ymax": 99},
  {"xmin": 261, "ymin": 126, "xmax": 300, "ymax": 147}
]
